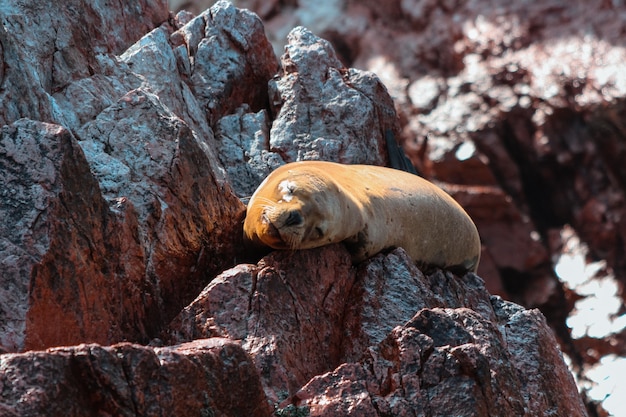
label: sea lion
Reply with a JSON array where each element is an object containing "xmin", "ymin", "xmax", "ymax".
[{"xmin": 243, "ymin": 161, "xmax": 481, "ymax": 272}]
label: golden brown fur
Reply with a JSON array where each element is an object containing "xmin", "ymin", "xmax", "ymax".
[{"xmin": 243, "ymin": 161, "xmax": 481, "ymax": 272}]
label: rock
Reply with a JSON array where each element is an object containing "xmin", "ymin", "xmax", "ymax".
[
  {"xmin": 0, "ymin": 0, "xmax": 596, "ymax": 415},
  {"xmin": 165, "ymin": 246, "xmax": 585, "ymax": 416},
  {"xmin": 179, "ymin": 1, "xmax": 279, "ymax": 126},
  {"xmin": 76, "ymin": 87, "xmax": 245, "ymax": 328},
  {"xmin": 268, "ymin": 26, "xmax": 394, "ymax": 165},
  {"xmin": 166, "ymin": 244, "xmax": 357, "ymax": 402},
  {"xmin": 220, "ymin": 2, "xmax": 626, "ymax": 412},
  {"xmin": 0, "ymin": 0, "xmax": 169, "ymax": 126},
  {"xmin": 0, "ymin": 119, "xmax": 138, "ymax": 352},
  {"xmin": 215, "ymin": 106, "xmax": 283, "ymax": 199},
  {"xmin": 1, "ymin": 0, "xmax": 279, "ymax": 352},
  {"xmin": 213, "ymin": 26, "xmax": 401, "ymax": 196},
  {"xmin": 170, "ymin": 0, "xmax": 215, "ymax": 15},
  {"xmin": 293, "ymin": 304, "xmax": 586, "ymax": 417},
  {"xmin": 0, "ymin": 113, "xmax": 243, "ymax": 352},
  {"xmin": 0, "ymin": 338, "xmax": 272, "ymax": 417},
  {"xmin": 407, "ymin": 75, "xmax": 445, "ymax": 112}
]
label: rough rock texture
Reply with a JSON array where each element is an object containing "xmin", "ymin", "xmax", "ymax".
[
  {"xmin": 0, "ymin": 338, "xmax": 272, "ymax": 417},
  {"xmin": 214, "ymin": 25, "xmax": 398, "ymax": 198},
  {"xmin": 201, "ymin": 0, "xmax": 626, "ymax": 414},
  {"xmin": 268, "ymin": 26, "xmax": 394, "ymax": 166},
  {"xmin": 164, "ymin": 247, "xmax": 585, "ymax": 416},
  {"xmin": 0, "ymin": 0, "xmax": 595, "ymax": 415},
  {"xmin": 0, "ymin": 0, "xmax": 169, "ymax": 126},
  {"xmin": 1, "ymin": 0, "xmax": 291, "ymax": 352},
  {"xmin": 166, "ymin": 244, "xmax": 356, "ymax": 402},
  {"xmin": 295, "ymin": 307, "xmax": 581, "ymax": 417}
]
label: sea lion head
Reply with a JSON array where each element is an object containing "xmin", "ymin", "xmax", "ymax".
[{"xmin": 244, "ymin": 168, "xmax": 359, "ymax": 250}]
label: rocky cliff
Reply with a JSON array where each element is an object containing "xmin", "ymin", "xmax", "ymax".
[{"xmin": 0, "ymin": 0, "xmax": 605, "ymax": 416}]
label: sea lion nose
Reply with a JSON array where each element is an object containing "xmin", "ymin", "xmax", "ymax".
[{"xmin": 284, "ymin": 210, "xmax": 303, "ymax": 226}]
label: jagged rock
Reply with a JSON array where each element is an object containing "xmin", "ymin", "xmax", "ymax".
[
  {"xmin": 76, "ymin": 87, "xmax": 245, "ymax": 329},
  {"xmin": 0, "ymin": 0, "xmax": 595, "ymax": 415},
  {"xmin": 1, "ymin": 0, "xmax": 282, "ymax": 352},
  {"xmin": 268, "ymin": 26, "xmax": 394, "ymax": 166},
  {"xmin": 0, "ymin": 110, "xmax": 243, "ymax": 351},
  {"xmin": 214, "ymin": 106, "xmax": 283, "ymax": 199},
  {"xmin": 0, "ymin": 0, "xmax": 168, "ymax": 126},
  {"xmin": 293, "ymin": 304, "xmax": 586, "ymax": 417},
  {"xmin": 221, "ymin": 2, "xmax": 626, "ymax": 412},
  {"xmin": 166, "ymin": 244, "xmax": 356, "ymax": 402},
  {"xmin": 1, "ymin": 119, "xmax": 116, "ymax": 351},
  {"xmin": 165, "ymin": 246, "xmax": 584, "ymax": 416},
  {"xmin": 0, "ymin": 338, "xmax": 272, "ymax": 417},
  {"xmin": 213, "ymin": 26, "xmax": 401, "ymax": 198},
  {"xmin": 175, "ymin": 1, "xmax": 279, "ymax": 126}
]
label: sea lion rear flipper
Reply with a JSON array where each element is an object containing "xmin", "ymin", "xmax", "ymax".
[{"xmin": 385, "ymin": 129, "xmax": 418, "ymax": 175}]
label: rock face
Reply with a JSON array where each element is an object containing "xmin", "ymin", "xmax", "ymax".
[
  {"xmin": 164, "ymin": 247, "xmax": 586, "ymax": 416},
  {"xmin": 0, "ymin": 0, "xmax": 170, "ymax": 126},
  {"xmin": 221, "ymin": 0, "xmax": 626, "ymax": 414},
  {"xmin": 0, "ymin": 0, "xmax": 593, "ymax": 416},
  {"xmin": 1, "ymin": 247, "xmax": 585, "ymax": 417},
  {"xmin": 0, "ymin": 338, "xmax": 272, "ymax": 417}
]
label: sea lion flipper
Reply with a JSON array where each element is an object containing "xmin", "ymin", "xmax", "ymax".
[{"xmin": 385, "ymin": 129, "xmax": 418, "ymax": 175}]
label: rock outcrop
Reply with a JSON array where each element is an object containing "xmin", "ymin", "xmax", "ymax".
[
  {"xmin": 0, "ymin": 338, "xmax": 272, "ymax": 417},
  {"xmin": 217, "ymin": 1, "xmax": 626, "ymax": 414},
  {"xmin": 165, "ymin": 247, "xmax": 586, "ymax": 416},
  {"xmin": 0, "ymin": 0, "xmax": 596, "ymax": 416}
]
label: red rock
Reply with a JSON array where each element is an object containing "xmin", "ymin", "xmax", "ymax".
[
  {"xmin": 290, "ymin": 305, "xmax": 585, "ymax": 416},
  {"xmin": 0, "ymin": 338, "xmax": 272, "ymax": 417},
  {"xmin": 166, "ymin": 246, "xmax": 585, "ymax": 415},
  {"xmin": 0, "ymin": 112, "xmax": 243, "ymax": 352},
  {"xmin": 0, "ymin": 0, "xmax": 605, "ymax": 414},
  {"xmin": 180, "ymin": 1, "xmax": 279, "ymax": 126},
  {"xmin": 0, "ymin": 0, "xmax": 168, "ymax": 126},
  {"xmin": 167, "ymin": 244, "xmax": 357, "ymax": 401}
]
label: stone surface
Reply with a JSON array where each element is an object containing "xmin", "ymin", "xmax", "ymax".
[
  {"xmin": 214, "ymin": 106, "xmax": 283, "ymax": 199},
  {"xmin": 164, "ymin": 246, "xmax": 585, "ymax": 416},
  {"xmin": 294, "ymin": 304, "xmax": 586, "ymax": 417},
  {"xmin": 1, "ymin": 120, "xmax": 114, "ymax": 352},
  {"xmin": 203, "ymin": 1, "xmax": 626, "ymax": 413},
  {"xmin": 0, "ymin": 0, "xmax": 281, "ymax": 352},
  {"xmin": 213, "ymin": 26, "xmax": 401, "ymax": 198},
  {"xmin": 0, "ymin": 0, "xmax": 600, "ymax": 415},
  {"xmin": 0, "ymin": 0, "xmax": 169, "ymax": 126},
  {"xmin": 179, "ymin": 1, "xmax": 279, "ymax": 126},
  {"xmin": 166, "ymin": 244, "xmax": 356, "ymax": 402},
  {"xmin": 269, "ymin": 26, "xmax": 393, "ymax": 165},
  {"xmin": 0, "ymin": 110, "xmax": 244, "ymax": 351},
  {"xmin": 0, "ymin": 338, "xmax": 272, "ymax": 417}
]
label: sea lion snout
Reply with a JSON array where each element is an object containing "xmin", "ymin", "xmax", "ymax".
[{"xmin": 261, "ymin": 213, "xmax": 282, "ymax": 241}]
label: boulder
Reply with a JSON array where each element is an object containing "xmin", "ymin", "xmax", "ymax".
[{"xmin": 0, "ymin": 338, "xmax": 272, "ymax": 417}]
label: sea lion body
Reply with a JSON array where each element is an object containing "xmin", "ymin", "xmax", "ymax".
[{"xmin": 243, "ymin": 161, "xmax": 481, "ymax": 272}]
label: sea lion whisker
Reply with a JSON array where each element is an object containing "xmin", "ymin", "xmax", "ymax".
[
  {"xmin": 286, "ymin": 234, "xmax": 300, "ymax": 250},
  {"xmin": 255, "ymin": 196, "xmax": 276, "ymax": 206}
]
